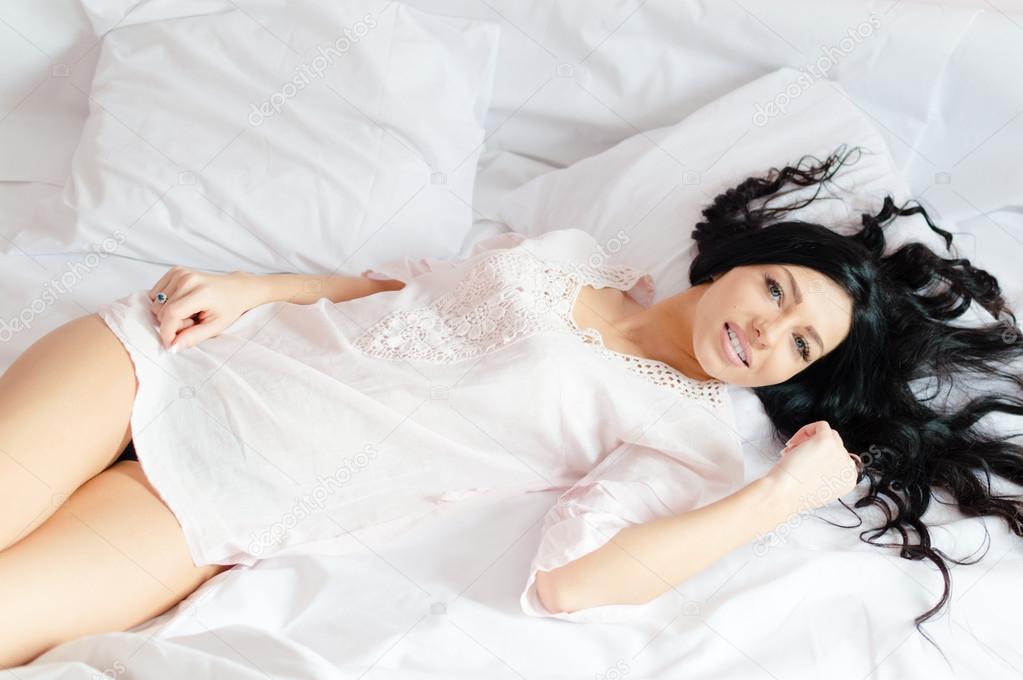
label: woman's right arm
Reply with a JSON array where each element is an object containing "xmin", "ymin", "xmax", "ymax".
[
  {"xmin": 155, "ymin": 232, "xmax": 528, "ymax": 350},
  {"xmin": 149, "ymin": 267, "xmax": 405, "ymax": 351},
  {"xmin": 244, "ymin": 271, "xmax": 405, "ymax": 307}
]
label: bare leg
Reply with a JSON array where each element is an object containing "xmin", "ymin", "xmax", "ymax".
[
  {"xmin": 0, "ymin": 460, "xmax": 230, "ymax": 669},
  {"xmin": 0, "ymin": 314, "xmax": 137, "ymax": 549}
]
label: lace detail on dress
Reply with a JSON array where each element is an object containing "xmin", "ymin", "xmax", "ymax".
[
  {"xmin": 578, "ymin": 327, "xmax": 727, "ymax": 409},
  {"xmin": 351, "ymin": 246, "xmax": 725, "ymax": 407},
  {"xmin": 352, "ymin": 248, "xmax": 644, "ymax": 363}
]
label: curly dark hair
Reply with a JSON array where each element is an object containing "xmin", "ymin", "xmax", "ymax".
[{"xmin": 688, "ymin": 144, "xmax": 1023, "ymax": 658}]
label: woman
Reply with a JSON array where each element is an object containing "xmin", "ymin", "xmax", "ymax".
[{"xmin": 1, "ymin": 146, "xmax": 1019, "ymax": 667}]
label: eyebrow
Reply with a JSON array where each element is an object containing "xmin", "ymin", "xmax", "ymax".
[{"xmin": 781, "ymin": 266, "xmax": 825, "ymax": 356}]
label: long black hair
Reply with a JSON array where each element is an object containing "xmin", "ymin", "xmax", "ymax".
[{"xmin": 689, "ymin": 144, "xmax": 1023, "ymax": 657}]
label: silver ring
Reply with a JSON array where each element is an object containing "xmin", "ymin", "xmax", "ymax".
[{"xmin": 156, "ymin": 292, "xmax": 168, "ymax": 304}]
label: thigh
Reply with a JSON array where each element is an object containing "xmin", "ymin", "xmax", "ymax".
[
  {"xmin": 0, "ymin": 461, "xmax": 230, "ymax": 669},
  {"xmin": 0, "ymin": 314, "xmax": 137, "ymax": 548}
]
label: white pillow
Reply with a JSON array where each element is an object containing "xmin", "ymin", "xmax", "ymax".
[
  {"xmin": 494, "ymin": 67, "xmax": 944, "ymax": 302},
  {"xmin": 11, "ymin": 0, "xmax": 500, "ymax": 275}
]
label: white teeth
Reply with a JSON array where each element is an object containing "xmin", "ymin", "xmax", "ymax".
[{"xmin": 727, "ymin": 326, "xmax": 747, "ymax": 364}]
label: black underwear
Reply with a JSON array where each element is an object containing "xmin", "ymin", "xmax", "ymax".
[{"xmin": 116, "ymin": 439, "xmax": 139, "ymax": 463}]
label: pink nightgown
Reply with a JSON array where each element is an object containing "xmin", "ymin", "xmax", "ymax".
[{"xmin": 95, "ymin": 227, "xmax": 746, "ymax": 623}]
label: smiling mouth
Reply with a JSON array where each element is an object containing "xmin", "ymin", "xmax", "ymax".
[{"xmin": 725, "ymin": 323, "xmax": 750, "ymax": 367}]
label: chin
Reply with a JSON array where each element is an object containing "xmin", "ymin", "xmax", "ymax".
[
  {"xmin": 694, "ymin": 346, "xmax": 738, "ymax": 385},
  {"xmin": 718, "ymin": 370, "xmax": 755, "ymax": 388},
  {"xmin": 704, "ymin": 354, "xmax": 758, "ymax": 387}
]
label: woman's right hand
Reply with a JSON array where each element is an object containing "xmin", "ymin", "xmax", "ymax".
[
  {"xmin": 147, "ymin": 266, "xmax": 261, "ymax": 352},
  {"xmin": 764, "ymin": 420, "xmax": 862, "ymax": 513}
]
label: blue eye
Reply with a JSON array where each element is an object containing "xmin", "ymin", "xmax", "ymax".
[
  {"xmin": 794, "ymin": 336, "xmax": 810, "ymax": 361},
  {"xmin": 764, "ymin": 274, "xmax": 812, "ymax": 362}
]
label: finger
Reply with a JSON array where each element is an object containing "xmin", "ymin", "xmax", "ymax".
[
  {"xmin": 171, "ymin": 318, "xmax": 221, "ymax": 351},
  {"xmin": 785, "ymin": 422, "xmax": 818, "ymax": 449},
  {"xmin": 808, "ymin": 421, "xmax": 832, "ymax": 441},
  {"xmin": 148, "ymin": 267, "xmax": 178, "ymax": 302},
  {"xmin": 158, "ymin": 291, "xmax": 205, "ymax": 348},
  {"xmin": 162, "ymin": 314, "xmax": 204, "ymax": 350},
  {"xmin": 159, "ymin": 296, "xmax": 205, "ymax": 347},
  {"xmin": 150, "ymin": 271, "xmax": 181, "ymax": 317},
  {"xmin": 156, "ymin": 276, "xmax": 199, "ymax": 325},
  {"xmin": 163, "ymin": 316, "xmax": 198, "ymax": 340},
  {"xmin": 153, "ymin": 274, "xmax": 188, "ymax": 322},
  {"xmin": 784, "ymin": 424, "xmax": 809, "ymax": 445},
  {"xmin": 153, "ymin": 301, "xmax": 203, "ymax": 325},
  {"xmin": 154, "ymin": 306, "xmax": 202, "ymax": 341}
]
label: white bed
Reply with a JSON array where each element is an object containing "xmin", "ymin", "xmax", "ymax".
[{"xmin": 2, "ymin": 1, "xmax": 1022, "ymax": 678}]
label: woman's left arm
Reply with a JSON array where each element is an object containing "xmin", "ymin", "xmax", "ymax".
[
  {"xmin": 536, "ymin": 421, "xmax": 856, "ymax": 615},
  {"xmin": 537, "ymin": 475, "xmax": 791, "ymax": 613}
]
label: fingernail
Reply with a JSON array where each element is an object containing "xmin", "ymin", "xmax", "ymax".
[{"xmin": 169, "ymin": 344, "xmax": 178, "ymax": 354}]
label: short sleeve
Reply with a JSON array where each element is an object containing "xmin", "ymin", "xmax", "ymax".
[
  {"xmin": 359, "ymin": 231, "xmax": 529, "ymax": 284},
  {"xmin": 521, "ymin": 400, "xmax": 745, "ymax": 623}
]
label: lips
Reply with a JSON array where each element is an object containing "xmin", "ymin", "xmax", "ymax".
[
  {"xmin": 723, "ymin": 322, "xmax": 752, "ymax": 368},
  {"xmin": 728, "ymin": 323, "xmax": 752, "ymax": 368},
  {"xmin": 720, "ymin": 323, "xmax": 744, "ymax": 368}
]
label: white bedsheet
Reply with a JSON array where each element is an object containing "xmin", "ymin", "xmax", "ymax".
[{"xmin": 2, "ymin": 0, "xmax": 1022, "ymax": 678}]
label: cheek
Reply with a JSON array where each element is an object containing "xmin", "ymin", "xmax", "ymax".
[
  {"xmin": 764, "ymin": 351, "xmax": 809, "ymax": 382},
  {"xmin": 757, "ymin": 357, "xmax": 790, "ymax": 381},
  {"xmin": 700, "ymin": 283, "xmax": 767, "ymax": 339},
  {"xmin": 702, "ymin": 278, "xmax": 750, "ymax": 313}
]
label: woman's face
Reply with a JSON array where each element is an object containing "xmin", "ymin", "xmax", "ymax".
[{"xmin": 692, "ymin": 263, "xmax": 854, "ymax": 388}]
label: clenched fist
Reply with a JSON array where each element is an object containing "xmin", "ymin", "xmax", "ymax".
[{"xmin": 765, "ymin": 420, "xmax": 863, "ymax": 513}]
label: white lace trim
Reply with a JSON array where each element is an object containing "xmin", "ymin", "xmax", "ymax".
[
  {"xmin": 574, "ymin": 327, "xmax": 726, "ymax": 409},
  {"xmin": 352, "ymin": 248, "xmax": 725, "ymax": 407}
]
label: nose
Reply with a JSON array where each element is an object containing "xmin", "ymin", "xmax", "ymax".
[{"xmin": 751, "ymin": 317, "xmax": 781, "ymax": 349}]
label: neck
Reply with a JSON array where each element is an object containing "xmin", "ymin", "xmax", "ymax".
[{"xmin": 619, "ymin": 283, "xmax": 714, "ymax": 382}]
